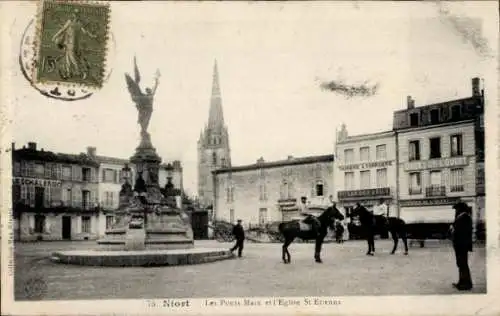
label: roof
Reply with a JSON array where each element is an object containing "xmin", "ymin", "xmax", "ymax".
[
  {"xmin": 392, "ymin": 96, "xmax": 479, "ymax": 115},
  {"xmin": 337, "ymin": 130, "xmax": 395, "ymax": 144},
  {"xmin": 95, "ymin": 155, "xmax": 128, "ymax": 165},
  {"xmin": 13, "ymin": 148, "xmax": 99, "ymax": 167},
  {"xmin": 213, "ymin": 154, "xmax": 334, "ymax": 174}
]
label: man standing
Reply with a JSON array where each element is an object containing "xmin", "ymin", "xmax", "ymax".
[
  {"xmin": 230, "ymin": 219, "xmax": 245, "ymax": 257},
  {"xmin": 451, "ymin": 201, "xmax": 473, "ymax": 291}
]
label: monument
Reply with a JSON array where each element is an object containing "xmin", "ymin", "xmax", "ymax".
[{"xmin": 51, "ymin": 58, "xmax": 233, "ymax": 266}]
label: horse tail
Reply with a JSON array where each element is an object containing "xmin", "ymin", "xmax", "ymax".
[{"xmin": 278, "ymin": 222, "xmax": 285, "ymax": 234}]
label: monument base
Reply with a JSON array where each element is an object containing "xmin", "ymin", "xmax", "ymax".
[{"xmin": 50, "ymin": 248, "xmax": 234, "ymax": 267}]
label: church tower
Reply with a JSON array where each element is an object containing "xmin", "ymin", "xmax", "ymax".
[{"xmin": 197, "ymin": 60, "xmax": 231, "ymax": 208}]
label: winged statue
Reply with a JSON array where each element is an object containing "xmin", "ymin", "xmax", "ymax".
[{"xmin": 125, "ymin": 56, "xmax": 160, "ymax": 134}]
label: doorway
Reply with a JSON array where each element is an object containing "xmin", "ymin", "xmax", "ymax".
[{"xmin": 62, "ymin": 216, "xmax": 71, "ymax": 240}]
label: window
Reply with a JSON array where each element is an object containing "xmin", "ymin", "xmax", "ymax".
[
  {"xmin": 259, "ymin": 183, "xmax": 267, "ymax": 201},
  {"xmin": 105, "ymin": 191, "xmax": 115, "ymax": 208},
  {"xmin": 315, "ymin": 181, "xmax": 324, "ymax": 197},
  {"xmin": 376, "ymin": 168, "xmax": 387, "ymax": 188},
  {"xmin": 450, "ymin": 134, "xmax": 463, "ymax": 157},
  {"xmin": 360, "ymin": 147, "xmax": 370, "ymax": 162},
  {"xmin": 259, "ymin": 208, "xmax": 267, "ymax": 225},
  {"xmin": 62, "ymin": 166, "xmax": 72, "ymax": 180},
  {"xmin": 344, "ymin": 172, "xmax": 355, "ymax": 190},
  {"xmin": 360, "ymin": 170, "xmax": 371, "ymax": 189},
  {"xmin": 221, "ymin": 157, "xmax": 226, "ymax": 167},
  {"xmin": 35, "ymin": 163, "xmax": 44, "ymax": 176},
  {"xmin": 451, "ymin": 105, "xmax": 461, "ymax": 120},
  {"xmin": 408, "ymin": 172, "xmax": 422, "ymax": 194},
  {"xmin": 81, "ymin": 216, "xmax": 91, "ymax": 233},
  {"xmin": 103, "ymin": 169, "xmax": 117, "ymax": 183},
  {"xmin": 13, "ymin": 162, "xmax": 20, "ymax": 175},
  {"xmin": 82, "ymin": 167, "xmax": 91, "ymax": 181},
  {"xmin": 12, "ymin": 184, "xmax": 21, "ymax": 203},
  {"xmin": 410, "ymin": 113, "xmax": 419, "ymax": 126},
  {"xmin": 106, "ymin": 216, "xmax": 114, "ymax": 229},
  {"xmin": 82, "ymin": 190, "xmax": 91, "ymax": 210},
  {"xmin": 34, "ymin": 215, "xmax": 45, "ymax": 233},
  {"xmin": 429, "ymin": 170, "xmax": 442, "ymax": 186},
  {"xmin": 212, "ymin": 152, "xmax": 217, "ymax": 165},
  {"xmin": 64, "ymin": 188, "xmax": 72, "ymax": 205},
  {"xmin": 429, "ymin": 137, "xmax": 441, "ymax": 159},
  {"xmin": 54, "ymin": 164, "xmax": 62, "ymax": 179},
  {"xmin": 44, "ymin": 163, "xmax": 52, "ymax": 178},
  {"xmin": 43, "ymin": 186, "xmax": 51, "ymax": 207},
  {"xmin": 450, "ymin": 168, "xmax": 464, "ymax": 192},
  {"xmin": 344, "ymin": 149, "xmax": 354, "ymax": 163},
  {"xmin": 376, "ymin": 144, "xmax": 387, "ymax": 160},
  {"xmin": 409, "ymin": 140, "xmax": 420, "ymax": 161},
  {"xmin": 280, "ymin": 181, "xmax": 289, "ymax": 199},
  {"xmin": 229, "ymin": 209, "xmax": 235, "ymax": 223},
  {"xmin": 430, "ymin": 109, "xmax": 440, "ymax": 124}
]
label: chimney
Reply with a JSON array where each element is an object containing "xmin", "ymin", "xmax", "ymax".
[
  {"xmin": 87, "ymin": 146, "xmax": 96, "ymax": 157},
  {"xmin": 257, "ymin": 157, "xmax": 265, "ymax": 164},
  {"xmin": 11, "ymin": 142, "xmax": 15, "ymax": 151},
  {"xmin": 27, "ymin": 142, "xmax": 37, "ymax": 151},
  {"xmin": 472, "ymin": 77, "xmax": 481, "ymax": 97},
  {"xmin": 407, "ymin": 96, "xmax": 415, "ymax": 109},
  {"xmin": 287, "ymin": 155, "xmax": 294, "ymax": 160}
]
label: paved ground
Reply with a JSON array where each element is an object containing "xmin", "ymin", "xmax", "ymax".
[{"xmin": 14, "ymin": 239, "xmax": 486, "ymax": 300}]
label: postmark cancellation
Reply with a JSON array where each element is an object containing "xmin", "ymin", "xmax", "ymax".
[{"xmin": 32, "ymin": 0, "xmax": 110, "ymax": 89}]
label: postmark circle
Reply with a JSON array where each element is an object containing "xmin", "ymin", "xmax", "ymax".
[{"xmin": 19, "ymin": 19, "xmax": 115, "ymax": 101}]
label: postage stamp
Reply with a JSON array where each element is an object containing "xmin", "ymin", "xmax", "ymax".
[{"xmin": 33, "ymin": 0, "xmax": 110, "ymax": 88}]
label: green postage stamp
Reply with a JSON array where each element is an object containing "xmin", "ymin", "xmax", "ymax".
[{"xmin": 33, "ymin": 0, "xmax": 110, "ymax": 88}]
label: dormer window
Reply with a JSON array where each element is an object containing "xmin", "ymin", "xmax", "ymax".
[
  {"xmin": 451, "ymin": 105, "xmax": 461, "ymax": 120},
  {"xmin": 430, "ymin": 109, "xmax": 440, "ymax": 124},
  {"xmin": 409, "ymin": 113, "xmax": 419, "ymax": 127}
]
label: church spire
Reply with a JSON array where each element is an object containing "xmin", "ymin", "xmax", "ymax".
[{"xmin": 208, "ymin": 59, "xmax": 224, "ymax": 129}]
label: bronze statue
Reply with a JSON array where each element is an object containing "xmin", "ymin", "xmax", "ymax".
[{"xmin": 125, "ymin": 56, "xmax": 160, "ymax": 134}]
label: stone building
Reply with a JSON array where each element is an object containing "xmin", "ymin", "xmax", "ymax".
[
  {"xmin": 334, "ymin": 124, "xmax": 397, "ymax": 217},
  {"xmin": 393, "ymin": 77, "xmax": 485, "ymax": 236},
  {"xmin": 197, "ymin": 60, "xmax": 232, "ymax": 209},
  {"xmin": 12, "ymin": 142, "xmax": 100, "ymax": 241},
  {"xmin": 212, "ymin": 154, "xmax": 334, "ymax": 226}
]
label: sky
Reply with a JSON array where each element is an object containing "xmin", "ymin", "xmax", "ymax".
[{"xmin": 3, "ymin": 1, "xmax": 498, "ymax": 197}]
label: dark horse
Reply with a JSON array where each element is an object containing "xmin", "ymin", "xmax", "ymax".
[
  {"xmin": 350, "ymin": 203, "xmax": 408, "ymax": 255},
  {"xmin": 278, "ymin": 205, "xmax": 345, "ymax": 264}
]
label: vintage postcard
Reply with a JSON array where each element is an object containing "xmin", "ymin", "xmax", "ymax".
[{"xmin": 1, "ymin": 1, "xmax": 499, "ymax": 315}]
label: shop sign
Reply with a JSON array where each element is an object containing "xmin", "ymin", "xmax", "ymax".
[
  {"xmin": 339, "ymin": 160, "xmax": 393, "ymax": 171},
  {"xmin": 404, "ymin": 156, "xmax": 468, "ymax": 171},
  {"xmin": 13, "ymin": 177, "xmax": 62, "ymax": 187},
  {"xmin": 400, "ymin": 197, "xmax": 460, "ymax": 207},
  {"xmin": 338, "ymin": 187, "xmax": 391, "ymax": 199}
]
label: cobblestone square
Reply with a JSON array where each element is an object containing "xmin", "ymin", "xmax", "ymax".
[{"xmin": 14, "ymin": 240, "xmax": 486, "ymax": 300}]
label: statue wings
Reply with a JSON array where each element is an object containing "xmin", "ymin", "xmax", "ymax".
[{"xmin": 125, "ymin": 56, "xmax": 144, "ymax": 99}]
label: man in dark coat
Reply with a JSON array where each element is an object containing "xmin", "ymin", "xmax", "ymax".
[
  {"xmin": 353, "ymin": 203, "xmax": 376, "ymax": 255},
  {"xmin": 451, "ymin": 201, "xmax": 473, "ymax": 291},
  {"xmin": 230, "ymin": 219, "xmax": 245, "ymax": 257}
]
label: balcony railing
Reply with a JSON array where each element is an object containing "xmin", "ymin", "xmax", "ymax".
[
  {"xmin": 450, "ymin": 185, "xmax": 464, "ymax": 192},
  {"xmin": 425, "ymin": 185, "xmax": 446, "ymax": 197}
]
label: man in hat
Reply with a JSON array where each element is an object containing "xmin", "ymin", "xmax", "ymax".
[
  {"xmin": 450, "ymin": 201, "xmax": 473, "ymax": 291},
  {"xmin": 230, "ymin": 219, "xmax": 245, "ymax": 257},
  {"xmin": 299, "ymin": 196, "xmax": 321, "ymax": 238}
]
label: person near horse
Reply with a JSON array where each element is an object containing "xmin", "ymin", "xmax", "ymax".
[
  {"xmin": 298, "ymin": 196, "xmax": 321, "ymax": 237},
  {"xmin": 334, "ymin": 220, "xmax": 345, "ymax": 243},
  {"xmin": 373, "ymin": 199, "xmax": 389, "ymax": 238},
  {"xmin": 353, "ymin": 202, "xmax": 376, "ymax": 255},
  {"xmin": 450, "ymin": 201, "xmax": 473, "ymax": 291},
  {"xmin": 230, "ymin": 219, "xmax": 245, "ymax": 257}
]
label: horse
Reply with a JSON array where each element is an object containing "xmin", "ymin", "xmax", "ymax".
[
  {"xmin": 350, "ymin": 204, "xmax": 408, "ymax": 255},
  {"xmin": 278, "ymin": 205, "xmax": 345, "ymax": 264}
]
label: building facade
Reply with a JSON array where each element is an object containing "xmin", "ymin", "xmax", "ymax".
[
  {"xmin": 334, "ymin": 125, "xmax": 397, "ymax": 217},
  {"xmin": 393, "ymin": 78, "xmax": 484, "ymax": 234},
  {"xmin": 213, "ymin": 155, "xmax": 334, "ymax": 227},
  {"xmin": 12, "ymin": 142, "xmax": 100, "ymax": 241},
  {"xmin": 198, "ymin": 60, "xmax": 232, "ymax": 208}
]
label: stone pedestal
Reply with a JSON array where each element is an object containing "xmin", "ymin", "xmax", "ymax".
[{"xmin": 125, "ymin": 228, "xmax": 146, "ymax": 251}]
